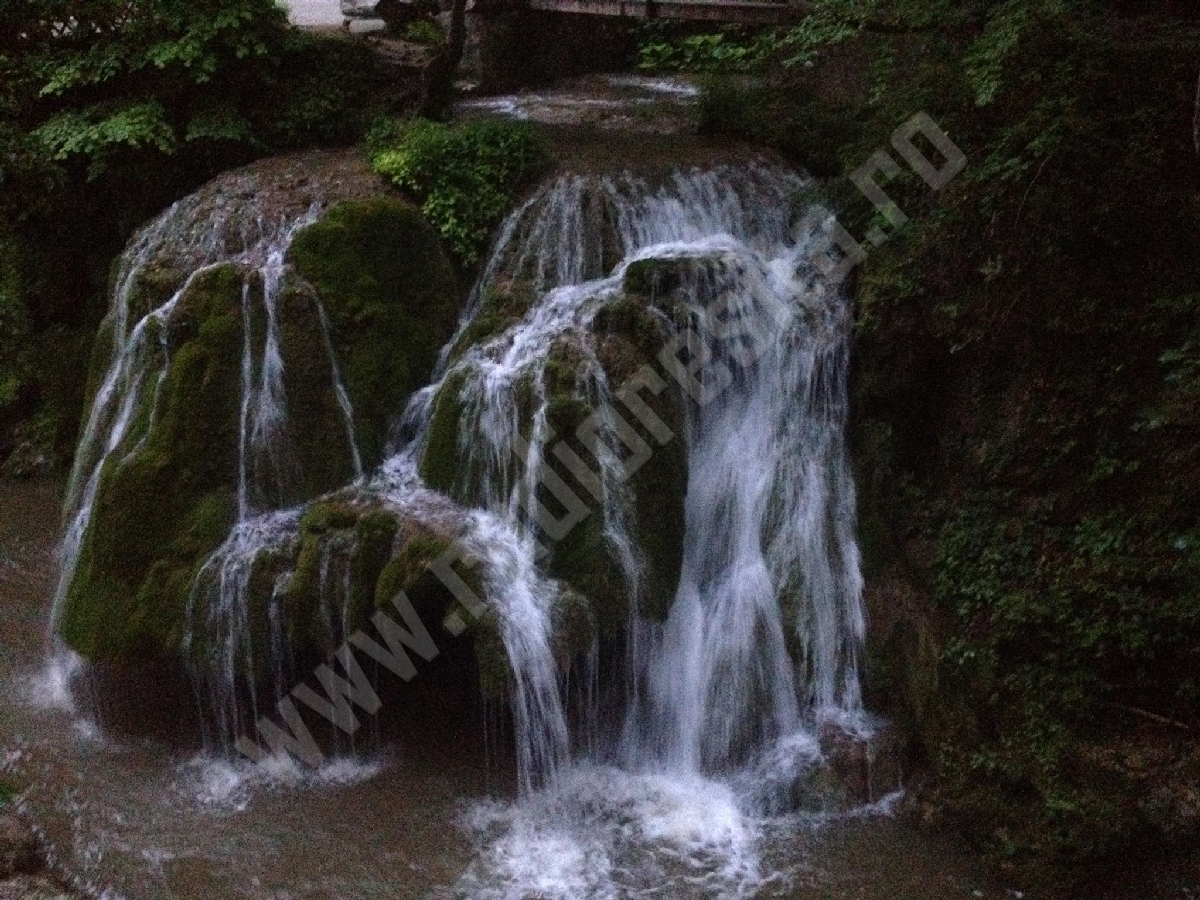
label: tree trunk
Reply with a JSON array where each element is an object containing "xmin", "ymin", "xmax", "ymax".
[{"xmin": 419, "ymin": 0, "xmax": 468, "ymax": 120}]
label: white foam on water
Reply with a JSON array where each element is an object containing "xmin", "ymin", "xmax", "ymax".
[
  {"xmin": 176, "ymin": 751, "xmax": 386, "ymax": 811},
  {"xmin": 25, "ymin": 647, "xmax": 84, "ymax": 713},
  {"xmin": 604, "ymin": 75, "xmax": 702, "ymax": 97},
  {"xmin": 453, "ymin": 764, "xmax": 767, "ymax": 900}
]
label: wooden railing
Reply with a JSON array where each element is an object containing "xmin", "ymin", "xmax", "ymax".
[{"xmin": 524, "ymin": 0, "xmax": 803, "ymax": 23}]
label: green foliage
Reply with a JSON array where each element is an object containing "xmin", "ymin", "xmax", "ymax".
[
  {"xmin": 637, "ymin": 27, "xmax": 776, "ymax": 74},
  {"xmin": 697, "ymin": 76, "xmax": 855, "ymax": 176},
  {"xmin": 635, "ymin": 4, "xmax": 865, "ymax": 76},
  {"xmin": 1, "ymin": 0, "xmax": 385, "ymax": 181},
  {"xmin": 403, "ymin": 20, "xmax": 445, "ymax": 47},
  {"xmin": 0, "ymin": 236, "xmax": 28, "ymax": 413},
  {"xmin": 371, "ymin": 118, "xmax": 549, "ymax": 264},
  {"xmin": 927, "ymin": 497, "xmax": 1200, "ymax": 864},
  {"xmin": 733, "ymin": 0, "xmax": 1200, "ymax": 876}
]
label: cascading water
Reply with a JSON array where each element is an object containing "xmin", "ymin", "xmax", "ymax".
[
  {"xmin": 410, "ymin": 163, "xmax": 876, "ymax": 897},
  {"xmin": 399, "ymin": 164, "xmax": 866, "ymax": 781}
]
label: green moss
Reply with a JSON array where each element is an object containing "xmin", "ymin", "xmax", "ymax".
[
  {"xmin": 597, "ymin": 295, "xmax": 687, "ymax": 621},
  {"xmin": 268, "ymin": 500, "xmax": 374, "ymax": 658},
  {"xmin": 274, "ymin": 275, "xmax": 361, "ymax": 502},
  {"xmin": 471, "ymin": 606, "xmax": 511, "ymax": 698},
  {"xmin": 80, "ymin": 313, "xmax": 119, "ymax": 415},
  {"xmin": 375, "ymin": 525, "xmax": 451, "ymax": 607},
  {"xmin": 60, "ymin": 264, "xmax": 246, "ymax": 662},
  {"xmin": 622, "ymin": 258, "xmax": 687, "ymax": 300},
  {"xmin": 124, "ymin": 260, "xmax": 188, "ymax": 325},
  {"xmin": 300, "ymin": 499, "xmax": 363, "ymax": 534},
  {"xmin": 289, "ymin": 196, "xmax": 460, "ymax": 468},
  {"xmin": 419, "ymin": 369, "xmax": 469, "ymax": 496}
]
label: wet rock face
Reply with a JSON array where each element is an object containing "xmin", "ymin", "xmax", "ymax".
[
  {"xmin": 61, "ymin": 263, "xmax": 247, "ymax": 662},
  {"xmin": 288, "ymin": 196, "xmax": 460, "ymax": 466},
  {"xmin": 418, "ymin": 276, "xmax": 690, "ymax": 636},
  {"xmin": 59, "ymin": 153, "xmax": 460, "ymax": 670},
  {"xmin": 819, "ymin": 722, "xmax": 904, "ymax": 808},
  {"xmin": 184, "ymin": 492, "xmax": 487, "ymax": 697}
]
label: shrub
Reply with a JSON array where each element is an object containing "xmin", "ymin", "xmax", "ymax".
[
  {"xmin": 403, "ymin": 19, "xmax": 445, "ymax": 47},
  {"xmin": 371, "ymin": 119, "xmax": 549, "ymax": 264}
]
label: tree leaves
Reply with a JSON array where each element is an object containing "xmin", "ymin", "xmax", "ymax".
[{"xmin": 34, "ymin": 100, "xmax": 175, "ymax": 178}]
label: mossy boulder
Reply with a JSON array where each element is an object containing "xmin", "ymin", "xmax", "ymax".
[
  {"xmin": 419, "ymin": 368, "xmax": 473, "ymax": 498},
  {"xmin": 61, "ymin": 264, "xmax": 248, "ymax": 661},
  {"xmin": 288, "ymin": 196, "xmax": 461, "ymax": 466},
  {"xmin": 272, "ymin": 274, "xmax": 363, "ymax": 502},
  {"xmin": 60, "ymin": 155, "xmax": 467, "ymax": 675},
  {"xmin": 598, "ymin": 280, "xmax": 690, "ymax": 623},
  {"xmin": 269, "ymin": 499, "xmax": 403, "ymax": 665}
]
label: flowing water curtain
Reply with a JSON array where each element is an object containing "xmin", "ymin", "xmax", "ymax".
[{"xmin": 394, "ymin": 160, "xmax": 867, "ymax": 788}]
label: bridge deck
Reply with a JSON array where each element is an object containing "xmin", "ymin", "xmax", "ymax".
[{"xmin": 526, "ymin": 0, "xmax": 800, "ymax": 24}]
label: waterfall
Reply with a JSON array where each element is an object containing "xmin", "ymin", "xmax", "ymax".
[
  {"xmin": 57, "ymin": 158, "xmax": 869, "ymax": 811},
  {"xmin": 426, "ymin": 162, "xmax": 871, "ymax": 900},
  {"xmin": 50, "ymin": 152, "xmax": 880, "ymax": 896},
  {"xmin": 632, "ymin": 233, "xmax": 863, "ymax": 773}
]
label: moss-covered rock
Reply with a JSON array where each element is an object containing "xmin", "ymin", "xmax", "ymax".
[
  {"xmin": 266, "ymin": 499, "xmax": 403, "ymax": 665},
  {"xmin": 59, "ymin": 155, "xmax": 468, "ymax": 676},
  {"xmin": 447, "ymin": 277, "xmax": 536, "ymax": 364},
  {"xmin": 288, "ymin": 196, "xmax": 460, "ymax": 467},
  {"xmin": 594, "ymin": 287, "xmax": 688, "ymax": 622},
  {"xmin": 422, "ymin": 274, "xmax": 690, "ymax": 633},
  {"xmin": 61, "ymin": 263, "xmax": 248, "ymax": 661},
  {"xmin": 419, "ymin": 368, "xmax": 470, "ymax": 496},
  {"xmin": 273, "ymin": 275, "xmax": 362, "ymax": 503}
]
